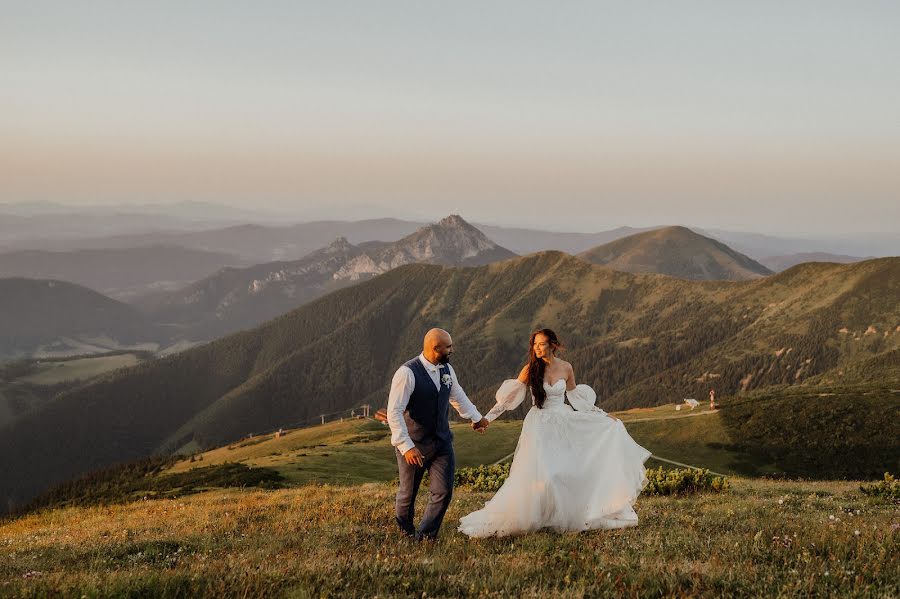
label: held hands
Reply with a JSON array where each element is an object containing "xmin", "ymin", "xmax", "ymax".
[{"xmin": 402, "ymin": 417, "xmax": 489, "ymax": 468}]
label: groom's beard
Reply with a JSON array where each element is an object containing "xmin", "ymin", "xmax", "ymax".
[{"xmin": 438, "ymin": 353, "xmax": 451, "ymax": 364}]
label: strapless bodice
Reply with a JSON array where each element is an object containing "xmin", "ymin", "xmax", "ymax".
[{"xmin": 541, "ymin": 379, "xmax": 568, "ymax": 409}]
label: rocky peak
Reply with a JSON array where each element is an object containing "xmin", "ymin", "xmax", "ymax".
[
  {"xmin": 407, "ymin": 215, "xmax": 498, "ymax": 256},
  {"xmin": 438, "ymin": 214, "xmax": 468, "ymax": 228},
  {"xmin": 332, "ymin": 214, "xmax": 516, "ymax": 279},
  {"xmin": 323, "ymin": 237, "xmax": 354, "ymax": 253}
]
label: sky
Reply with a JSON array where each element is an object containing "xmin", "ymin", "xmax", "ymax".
[{"xmin": 1, "ymin": 1, "xmax": 899, "ymax": 234}]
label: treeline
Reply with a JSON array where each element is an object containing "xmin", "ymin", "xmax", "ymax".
[{"xmin": 718, "ymin": 384, "xmax": 900, "ymax": 479}]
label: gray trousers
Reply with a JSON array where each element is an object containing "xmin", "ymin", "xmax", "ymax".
[{"xmin": 394, "ymin": 437, "xmax": 455, "ymax": 539}]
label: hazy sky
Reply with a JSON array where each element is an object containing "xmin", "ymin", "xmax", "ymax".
[{"xmin": 2, "ymin": 2, "xmax": 899, "ymax": 234}]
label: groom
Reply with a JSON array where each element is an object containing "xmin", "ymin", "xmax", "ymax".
[{"xmin": 386, "ymin": 328, "xmax": 490, "ymax": 540}]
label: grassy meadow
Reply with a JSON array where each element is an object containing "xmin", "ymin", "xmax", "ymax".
[
  {"xmin": 1, "ymin": 476, "xmax": 896, "ymax": 597},
  {"xmin": 162, "ymin": 403, "xmax": 776, "ymax": 486},
  {"xmin": 2, "ymin": 405, "xmax": 897, "ymax": 596}
]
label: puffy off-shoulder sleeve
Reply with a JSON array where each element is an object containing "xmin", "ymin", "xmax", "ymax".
[
  {"xmin": 484, "ymin": 379, "xmax": 528, "ymax": 422},
  {"xmin": 566, "ymin": 384, "xmax": 607, "ymax": 415}
]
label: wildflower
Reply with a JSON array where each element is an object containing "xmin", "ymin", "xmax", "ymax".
[{"xmin": 854, "ymin": 530, "xmax": 860, "ymax": 536}]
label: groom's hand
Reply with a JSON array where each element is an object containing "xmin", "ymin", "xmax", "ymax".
[
  {"xmin": 403, "ymin": 447, "xmax": 425, "ymax": 467},
  {"xmin": 472, "ymin": 417, "xmax": 489, "ymax": 433}
]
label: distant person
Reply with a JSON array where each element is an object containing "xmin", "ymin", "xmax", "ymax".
[
  {"xmin": 385, "ymin": 328, "xmax": 490, "ymax": 541},
  {"xmin": 709, "ymin": 389, "xmax": 717, "ymax": 410},
  {"xmin": 458, "ymin": 328, "xmax": 652, "ymax": 538}
]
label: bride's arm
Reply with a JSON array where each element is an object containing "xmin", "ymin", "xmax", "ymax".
[
  {"xmin": 564, "ymin": 362, "xmax": 576, "ymax": 392},
  {"xmin": 484, "ymin": 364, "xmax": 530, "ymax": 422},
  {"xmin": 517, "ymin": 363, "xmax": 529, "ymax": 383}
]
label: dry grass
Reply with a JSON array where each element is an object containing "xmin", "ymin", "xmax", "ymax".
[{"xmin": 1, "ymin": 476, "xmax": 896, "ymax": 597}]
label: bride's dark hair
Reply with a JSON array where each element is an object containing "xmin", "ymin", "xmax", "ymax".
[{"xmin": 527, "ymin": 328, "xmax": 563, "ymax": 409}]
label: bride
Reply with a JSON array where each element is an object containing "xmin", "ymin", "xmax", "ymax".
[{"xmin": 458, "ymin": 328, "xmax": 652, "ymax": 538}]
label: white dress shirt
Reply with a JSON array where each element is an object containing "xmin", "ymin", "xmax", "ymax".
[{"xmin": 386, "ymin": 353, "xmax": 484, "ymax": 454}]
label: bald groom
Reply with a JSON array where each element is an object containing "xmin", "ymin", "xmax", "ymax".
[{"xmin": 386, "ymin": 328, "xmax": 489, "ymax": 541}]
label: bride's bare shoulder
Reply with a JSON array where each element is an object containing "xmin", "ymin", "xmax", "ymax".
[{"xmin": 517, "ymin": 363, "xmax": 530, "ymax": 382}]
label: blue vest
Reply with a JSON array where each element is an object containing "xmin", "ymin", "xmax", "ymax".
[{"xmin": 403, "ymin": 356, "xmax": 453, "ymax": 446}]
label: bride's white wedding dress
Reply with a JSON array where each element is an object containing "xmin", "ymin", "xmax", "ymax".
[{"xmin": 458, "ymin": 378, "xmax": 652, "ymax": 538}]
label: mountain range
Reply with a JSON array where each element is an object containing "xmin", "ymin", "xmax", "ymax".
[
  {"xmin": 0, "ymin": 246, "xmax": 242, "ymax": 300},
  {"xmin": 0, "ymin": 201, "xmax": 282, "ymax": 252},
  {"xmin": 0, "ymin": 214, "xmax": 893, "ymax": 360},
  {"xmin": 136, "ymin": 215, "xmax": 516, "ymax": 341},
  {"xmin": 1, "ymin": 252, "xmax": 896, "ymax": 510},
  {"xmin": 6, "ymin": 204, "xmax": 896, "ymax": 262},
  {"xmin": 2, "ymin": 217, "xmax": 426, "ymax": 263},
  {"xmin": 2, "ymin": 216, "xmax": 894, "ymax": 364}
]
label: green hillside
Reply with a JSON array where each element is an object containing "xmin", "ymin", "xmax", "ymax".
[
  {"xmin": 2, "ymin": 410, "xmax": 896, "ymax": 597},
  {"xmin": 1, "ymin": 253, "xmax": 897, "ymax": 512},
  {"xmin": 719, "ymin": 384, "xmax": 900, "ymax": 479},
  {"xmin": 11, "ymin": 406, "xmax": 722, "ymax": 515},
  {"xmin": 0, "ymin": 278, "xmax": 157, "ymax": 360},
  {"xmin": 0, "ymin": 352, "xmax": 153, "ymax": 430},
  {"xmin": 17, "ymin": 382, "xmax": 896, "ymax": 518},
  {"xmin": 155, "ymin": 381, "xmax": 900, "ymax": 484}
]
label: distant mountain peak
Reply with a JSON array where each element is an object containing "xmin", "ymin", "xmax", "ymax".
[
  {"xmin": 438, "ymin": 214, "xmax": 468, "ymax": 228},
  {"xmin": 415, "ymin": 214, "xmax": 481, "ymax": 237},
  {"xmin": 654, "ymin": 225, "xmax": 695, "ymax": 235},
  {"xmin": 332, "ymin": 214, "xmax": 516, "ymax": 279},
  {"xmin": 394, "ymin": 214, "xmax": 515, "ymax": 261},
  {"xmin": 325, "ymin": 236, "xmax": 354, "ymax": 251},
  {"xmin": 578, "ymin": 226, "xmax": 773, "ymax": 281}
]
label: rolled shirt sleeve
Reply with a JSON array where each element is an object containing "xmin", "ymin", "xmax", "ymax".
[
  {"xmin": 447, "ymin": 364, "xmax": 483, "ymax": 422},
  {"xmin": 386, "ymin": 366, "xmax": 417, "ymax": 455}
]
